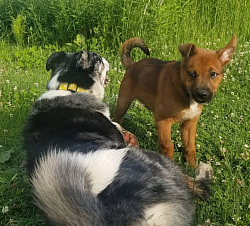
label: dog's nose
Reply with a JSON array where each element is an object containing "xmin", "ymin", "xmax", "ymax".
[
  {"xmin": 192, "ymin": 89, "xmax": 213, "ymax": 104},
  {"xmin": 197, "ymin": 90, "xmax": 208, "ymax": 99}
]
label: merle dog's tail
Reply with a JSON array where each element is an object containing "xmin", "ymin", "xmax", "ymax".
[
  {"xmin": 31, "ymin": 149, "xmax": 127, "ymax": 226},
  {"xmin": 120, "ymin": 38, "xmax": 150, "ymax": 69}
]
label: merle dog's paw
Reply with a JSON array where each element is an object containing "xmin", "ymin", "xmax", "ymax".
[
  {"xmin": 193, "ymin": 162, "xmax": 213, "ymax": 199},
  {"xmin": 195, "ymin": 162, "xmax": 213, "ymax": 181}
]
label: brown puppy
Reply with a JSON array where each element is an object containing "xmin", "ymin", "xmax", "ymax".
[{"xmin": 113, "ymin": 35, "xmax": 237, "ymax": 168}]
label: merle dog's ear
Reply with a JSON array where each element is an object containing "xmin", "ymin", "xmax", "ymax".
[
  {"xmin": 71, "ymin": 51, "xmax": 84, "ymax": 68},
  {"xmin": 75, "ymin": 51, "xmax": 91, "ymax": 69},
  {"xmin": 46, "ymin": 51, "xmax": 67, "ymax": 71},
  {"xmin": 75, "ymin": 51, "xmax": 96, "ymax": 70}
]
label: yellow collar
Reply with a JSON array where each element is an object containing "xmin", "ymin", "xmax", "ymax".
[{"xmin": 58, "ymin": 83, "xmax": 92, "ymax": 93}]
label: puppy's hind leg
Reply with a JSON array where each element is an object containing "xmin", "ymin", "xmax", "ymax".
[{"xmin": 113, "ymin": 77, "xmax": 135, "ymax": 124}]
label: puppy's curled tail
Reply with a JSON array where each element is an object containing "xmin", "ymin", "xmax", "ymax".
[
  {"xmin": 120, "ymin": 38, "xmax": 150, "ymax": 69},
  {"xmin": 185, "ymin": 162, "xmax": 213, "ymax": 200},
  {"xmin": 31, "ymin": 151, "xmax": 110, "ymax": 226}
]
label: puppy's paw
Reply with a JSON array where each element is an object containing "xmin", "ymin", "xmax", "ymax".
[
  {"xmin": 195, "ymin": 162, "xmax": 213, "ymax": 181},
  {"xmin": 111, "ymin": 122, "xmax": 139, "ymax": 147},
  {"xmin": 122, "ymin": 129, "xmax": 139, "ymax": 147}
]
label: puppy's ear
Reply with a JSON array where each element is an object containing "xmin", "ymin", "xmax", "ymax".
[
  {"xmin": 216, "ymin": 34, "xmax": 237, "ymax": 66},
  {"xmin": 46, "ymin": 51, "xmax": 67, "ymax": 71},
  {"xmin": 178, "ymin": 43, "xmax": 198, "ymax": 59}
]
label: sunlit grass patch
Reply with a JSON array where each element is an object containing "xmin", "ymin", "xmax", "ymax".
[{"xmin": 0, "ymin": 38, "xmax": 249, "ymax": 225}]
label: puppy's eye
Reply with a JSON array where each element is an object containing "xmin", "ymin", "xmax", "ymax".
[
  {"xmin": 210, "ymin": 71, "xmax": 218, "ymax": 78},
  {"xmin": 188, "ymin": 71, "xmax": 197, "ymax": 78}
]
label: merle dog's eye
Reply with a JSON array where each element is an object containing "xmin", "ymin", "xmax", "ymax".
[
  {"xmin": 187, "ymin": 71, "xmax": 197, "ymax": 78},
  {"xmin": 210, "ymin": 71, "xmax": 218, "ymax": 78}
]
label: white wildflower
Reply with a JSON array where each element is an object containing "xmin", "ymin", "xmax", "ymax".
[
  {"xmin": 146, "ymin": 131, "xmax": 152, "ymax": 137},
  {"xmin": 2, "ymin": 206, "xmax": 9, "ymax": 214}
]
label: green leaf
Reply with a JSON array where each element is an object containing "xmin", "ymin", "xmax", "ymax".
[{"xmin": 0, "ymin": 150, "xmax": 14, "ymax": 163}]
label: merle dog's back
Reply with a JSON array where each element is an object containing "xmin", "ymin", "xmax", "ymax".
[
  {"xmin": 23, "ymin": 93, "xmax": 195, "ymax": 226},
  {"xmin": 23, "ymin": 93, "xmax": 126, "ymax": 174}
]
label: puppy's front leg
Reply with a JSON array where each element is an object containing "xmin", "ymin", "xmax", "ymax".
[
  {"xmin": 156, "ymin": 119, "xmax": 175, "ymax": 159},
  {"xmin": 181, "ymin": 117, "xmax": 199, "ymax": 168}
]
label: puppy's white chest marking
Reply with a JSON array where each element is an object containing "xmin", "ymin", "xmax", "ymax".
[{"xmin": 182, "ymin": 99, "xmax": 201, "ymax": 120}]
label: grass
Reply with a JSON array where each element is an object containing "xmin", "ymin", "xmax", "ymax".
[
  {"xmin": 0, "ymin": 0, "xmax": 250, "ymax": 225},
  {"xmin": 0, "ymin": 37, "xmax": 249, "ymax": 226}
]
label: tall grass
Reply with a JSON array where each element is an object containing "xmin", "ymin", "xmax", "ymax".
[{"xmin": 0, "ymin": 0, "xmax": 249, "ymax": 51}]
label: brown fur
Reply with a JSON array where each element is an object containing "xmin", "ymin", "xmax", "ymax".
[{"xmin": 114, "ymin": 35, "xmax": 237, "ymax": 167}]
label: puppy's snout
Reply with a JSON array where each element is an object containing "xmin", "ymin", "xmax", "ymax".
[
  {"xmin": 192, "ymin": 88, "xmax": 213, "ymax": 104},
  {"xmin": 197, "ymin": 90, "xmax": 208, "ymax": 99}
]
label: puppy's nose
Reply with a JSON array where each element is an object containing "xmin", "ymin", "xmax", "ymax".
[
  {"xmin": 197, "ymin": 90, "xmax": 208, "ymax": 99},
  {"xmin": 192, "ymin": 88, "xmax": 213, "ymax": 104}
]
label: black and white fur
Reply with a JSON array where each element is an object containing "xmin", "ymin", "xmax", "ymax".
[{"xmin": 23, "ymin": 50, "xmax": 212, "ymax": 226}]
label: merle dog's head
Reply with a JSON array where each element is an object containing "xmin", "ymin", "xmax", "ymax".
[{"xmin": 46, "ymin": 51, "xmax": 109, "ymax": 99}]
